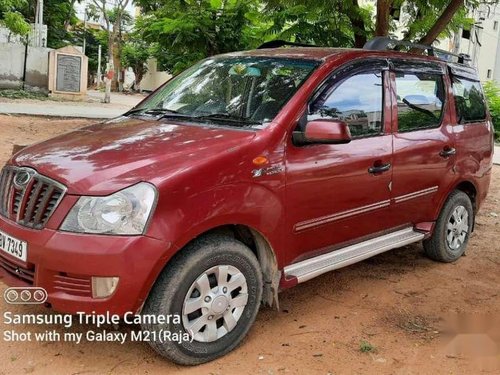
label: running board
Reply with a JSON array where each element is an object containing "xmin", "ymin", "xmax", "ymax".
[{"xmin": 284, "ymin": 227, "xmax": 424, "ymax": 284}]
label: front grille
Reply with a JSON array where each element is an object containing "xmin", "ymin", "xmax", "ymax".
[
  {"xmin": 0, "ymin": 255, "xmax": 35, "ymax": 284},
  {"xmin": 0, "ymin": 166, "xmax": 66, "ymax": 229}
]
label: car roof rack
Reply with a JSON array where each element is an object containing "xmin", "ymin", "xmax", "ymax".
[
  {"xmin": 363, "ymin": 36, "xmax": 471, "ymax": 65},
  {"xmin": 257, "ymin": 40, "xmax": 317, "ymax": 49}
]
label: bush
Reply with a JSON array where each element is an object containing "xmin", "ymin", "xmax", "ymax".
[
  {"xmin": 0, "ymin": 89, "xmax": 49, "ymax": 100},
  {"xmin": 483, "ymin": 81, "xmax": 500, "ymax": 141}
]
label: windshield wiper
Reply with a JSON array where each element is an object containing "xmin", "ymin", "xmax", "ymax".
[
  {"xmin": 125, "ymin": 107, "xmax": 188, "ymax": 117},
  {"xmin": 192, "ymin": 113, "xmax": 260, "ymax": 126},
  {"xmin": 129, "ymin": 108, "xmax": 260, "ymax": 127},
  {"xmin": 145, "ymin": 108, "xmax": 183, "ymax": 116},
  {"xmin": 124, "ymin": 107, "xmax": 147, "ymax": 116}
]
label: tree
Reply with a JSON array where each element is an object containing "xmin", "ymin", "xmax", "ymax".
[
  {"xmin": 373, "ymin": 0, "xmax": 485, "ymax": 45},
  {"xmin": 416, "ymin": 0, "xmax": 465, "ymax": 44},
  {"xmin": 262, "ymin": 0, "xmax": 488, "ymax": 47},
  {"xmin": 132, "ymin": 0, "xmax": 496, "ymax": 77},
  {"xmin": 135, "ymin": 0, "xmax": 253, "ymax": 74},
  {"xmin": 1, "ymin": 0, "xmax": 79, "ymax": 47},
  {"xmin": 0, "ymin": 0, "xmax": 30, "ymax": 40},
  {"xmin": 44, "ymin": 0, "xmax": 79, "ymax": 48},
  {"xmin": 71, "ymin": 24, "xmax": 108, "ymax": 86},
  {"xmin": 90, "ymin": 0, "xmax": 130, "ymax": 102},
  {"xmin": 122, "ymin": 38, "xmax": 150, "ymax": 92},
  {"xmin": 260, "ymin": 0, "xmax": 374, "ymax": 48}
]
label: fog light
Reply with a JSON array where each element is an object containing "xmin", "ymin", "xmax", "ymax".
[{"xmin": 91, "ymin": 277, "xmax": 119, "ymax": 299}]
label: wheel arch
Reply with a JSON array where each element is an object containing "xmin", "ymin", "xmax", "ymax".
[
  {"xmin": 202, "ymin": 225, "xmax": 281, "ymax": 309},
  {"xmin": 453, "ymin": 180, "xmax": 478, "ymax": 213},
  {"xmin": 142, "ymin": 224, "xmax": 281, "ymax": 312},
  {"xmin": 433, "ymin": 179, "xmax": 478, "ymax": 234}
]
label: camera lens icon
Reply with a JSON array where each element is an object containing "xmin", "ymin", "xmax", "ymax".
[
  {"xmin": 5, "ymin": 289, "xmax": 19, "ymax": 303},
  {"xmin": 4, "ymin": 287, "xmax": 48, "ymax": 304},
  {"xmin": 20, "ymin": 290, "xmax": 31, "ymax": 301}
]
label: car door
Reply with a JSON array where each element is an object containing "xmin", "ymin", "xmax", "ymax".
[
  {"xmin": 389, "ymin": 60, "xmax": 457, "ymax": 226},
  {"xmin": 285, "ymin": 60, "xmax": 396, "ymax": 265}
]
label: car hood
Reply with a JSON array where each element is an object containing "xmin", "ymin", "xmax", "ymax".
[{"xmin": 12, "ymin": 116, "xmax": 257, "ymax": 195}]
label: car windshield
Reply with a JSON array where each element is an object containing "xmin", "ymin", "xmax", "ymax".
[{"xmin": 131, "ymin": 57, "xmax": 318, "ymax": 128}]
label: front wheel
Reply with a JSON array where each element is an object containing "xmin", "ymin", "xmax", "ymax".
[
  {"xmin": 141, "ymin": 235, "xmax": 263, "ymax": 365},
  {"xmin": 423, "ymin": 190, "xmax": 474, "ymax": 263}
]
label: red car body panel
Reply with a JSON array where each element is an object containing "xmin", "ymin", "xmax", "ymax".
[{"xmin": 0, "ymin": 48, "xmax": 493, "ymax": 315}]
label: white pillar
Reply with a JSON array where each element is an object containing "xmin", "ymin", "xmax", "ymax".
[
  {"xmin": 38, "ymin": 0, "xmax": 44, "ymax": 48},
  {"xmin": 97, "ymin": 44, "xmax": 102, "ymax": 85}
]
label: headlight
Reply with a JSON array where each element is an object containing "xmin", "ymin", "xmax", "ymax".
[{"xmin": 60, "ymin": 183, "xmax": 157, "ymax": 235}]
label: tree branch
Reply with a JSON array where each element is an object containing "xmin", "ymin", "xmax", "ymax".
[
  {"xmin": 375, "ymin": 0, "xmax": 393, "ymax": 36},
  {"xmin": 347, "ymin": 0, "xmax": 368, "ymax": 47},
  {"xmin": 418, "ymin": 0, "xmax": 464, "ymax": 45}
]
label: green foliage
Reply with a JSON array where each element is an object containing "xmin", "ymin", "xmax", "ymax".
[
  {"xmin": 134, "ymin": 0, "xmax": 480, "ymax": 78},
  {"xmin": 261, "ymin": 0, "xmax": 374, "ymax": 47},
  {"xmin": 136, "ymin": 0, "xmax": 254, "ymax": 74},
  {"xmin": 0, "ymin": 0, "xmax": 30, "ymax": 38},
  {"xmin": 483, "ymin": 81, "xmax": 500, "ymax": 140},
  {"xmin": 1, "ymin": 11, "xmax": 30, "ymax": 37},
  {"xmin": 401, "ymin": 0, "xmax": 474, "ymax": 41},
  {"xmin": 70, "ymin": 25, "xmax": 108, "ymax": 80},
  {"xmin": 0, "ymin": 89, "xmax": 49, "ymax": 100},
  {"xmin": 43, "ymin": 0, "xmax": 79, "ymax": 49},
  {"xmin": 359, "ymin": 340, "xmax": 376, "ymax": 353},
  {"xmin": 122, "ymin": 38, "xmax": 151, "ymax": 84},
  {"xmin": 0, "ymin": 0, "xmax": 78, "ymax": 48}
]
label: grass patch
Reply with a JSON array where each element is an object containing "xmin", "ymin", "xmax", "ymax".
[
  {"xmin": 359, "ymin": 340, "xmax": 376, "ymax": 353},
  {"xmin": 0, "ymin": 89, "xmax": 49, "ymax": 100}
]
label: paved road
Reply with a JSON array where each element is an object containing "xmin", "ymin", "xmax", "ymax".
[
  {"xmin": 0, "ymin": 91, "xmax": 145, "ymax": 119},
  {"xmin": 0, "ymin": 102, "xmax": 127, "ymax": 118}
]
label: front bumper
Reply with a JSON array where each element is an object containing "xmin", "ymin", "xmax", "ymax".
[{"xmin": 0, "ymin": 214, "xmax": 169, "ymax": 316}]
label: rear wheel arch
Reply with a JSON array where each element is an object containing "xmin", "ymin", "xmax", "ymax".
[
  {"xmin": 453, "ymin": 180, "xmax": 478, "ymax": 213},
  {"xmin": 433, "ymin": 180, "xmax": 477, "ymax": 225},
  {"xmin": 424, "ymin": 189, "xmax": 473, "ymax": 262}
]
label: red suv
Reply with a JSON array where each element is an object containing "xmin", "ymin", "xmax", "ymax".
[{"xmin": 0, "ymin": 38, "xmax": 494, "ymax": 364}]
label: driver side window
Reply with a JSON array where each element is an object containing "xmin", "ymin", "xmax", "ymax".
[{"xmin": 309, "ymin": 71, "xmax": 384, "ymax": 138}]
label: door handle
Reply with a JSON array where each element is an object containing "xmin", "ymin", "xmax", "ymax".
[
  {"xmin": 368, "ymin": 163, "xmax": 391, "ymax": 174},
  {"xmin": 439, "ymin": 147, "xmax": 456, "ymax": 157}
]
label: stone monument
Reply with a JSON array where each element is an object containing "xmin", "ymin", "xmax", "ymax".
[{"xmin": 48, "ymin": 46, "xmax": 88, "ymax": 100}]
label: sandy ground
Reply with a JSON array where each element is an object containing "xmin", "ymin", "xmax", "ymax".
[{"xmin": 0, "ymin": 114, "xmax": 499, "ymax": 375}]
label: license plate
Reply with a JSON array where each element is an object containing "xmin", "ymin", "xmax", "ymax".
[{"xmin": 0, "ymin": 229, "xmax": 27, "ymax": 262}]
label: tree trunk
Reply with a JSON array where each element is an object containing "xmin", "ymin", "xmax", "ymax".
[
  {"xmin": 418, "ymin": 0, "xmax": 464, "ymax": 45},
  {"xmin": 350, "ymin": 0, "xmax": 367, "ymax": 47},
  {"xmin": 135, "ymin": 70, "xmax": 143, "ymax": 93},
  {"xmin": 112, "ymin": 43, "xmax": 121, "ymax": 92},
  {"xmin": 104, "ymin": 41, "xmax": 114, "ymax": 103},
  {"xmin": 375, "ymin": 0, "xmax": 392, "ymax": 36}
]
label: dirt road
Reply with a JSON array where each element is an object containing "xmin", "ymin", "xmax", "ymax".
[{"xmin": 0, "ymin": 115, "xmax": 499, "ymax": 374}]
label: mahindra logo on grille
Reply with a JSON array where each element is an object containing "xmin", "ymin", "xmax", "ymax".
[{"xmin": 13, "ymin": 168, "xmax": 34, "ymax": 189}]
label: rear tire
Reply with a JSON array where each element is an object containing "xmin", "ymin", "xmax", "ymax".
[
  {"xmin": 141, "ymin": 234, "xmax": 263, "ymax": 365},
  {"xmin": 423, "ymin": 190, "xmax": 473, "ymax": 263}
]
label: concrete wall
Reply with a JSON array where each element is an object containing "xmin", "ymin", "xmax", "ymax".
[
  {"xmin": 140, "ymin": 58, "xmax": 171, "ymax": 92},
  {"xmin": 0, "ymin": 43, "xmax": 52, "ymax": 91},
  {"xmin": 0, "ymin": 24, "xmax": 48, "ymax": 47}
]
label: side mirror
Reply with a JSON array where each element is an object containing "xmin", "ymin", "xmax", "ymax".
[{"xmin": 304, "ymin": 119, "xmax": 351, "ymax": 144}]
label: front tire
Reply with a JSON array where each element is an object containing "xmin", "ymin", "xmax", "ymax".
[
  {"xmin": 142, "ymin": 235, "xmax": 263, "ymax": 365},
  {"xmin": 423, "ymin": 190, "xmax": 474, "ymax": 263}
]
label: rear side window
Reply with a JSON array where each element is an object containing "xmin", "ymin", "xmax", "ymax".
[
  {"xmin": 309, "ymin": 71, "xmax": 383, "ymax": 138},
  {"xmin": 395, "ymin": 73, "xmax": 445, "ymax": 132},
  {"xmin": 451, "ymin": 77, "xmax": 486, "ymax": 123}
]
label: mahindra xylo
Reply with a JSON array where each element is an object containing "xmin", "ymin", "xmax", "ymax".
[{"xmin": 0, "ymin": 37, "xmax": 494, "ymax": 364}]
